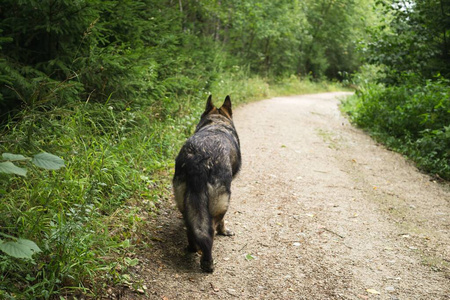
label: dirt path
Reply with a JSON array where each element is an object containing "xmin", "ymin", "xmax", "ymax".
[{"xmin": 123, "ymin": 92, "xmax": 450, "ymax": 299}]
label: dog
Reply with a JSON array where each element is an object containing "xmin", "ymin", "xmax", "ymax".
[{"xmin": 173, "ymin": 95, "xmax": 241, "ymax": 273}]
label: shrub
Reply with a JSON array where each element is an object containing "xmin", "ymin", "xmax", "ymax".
[{"xmin": 343, "ymin": 76, "xmax": 450, "ymax": 179}]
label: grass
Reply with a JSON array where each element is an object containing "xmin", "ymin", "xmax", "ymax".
[
  {"xmin": 316, "ymin": 129, "xmax": 342, "ymax": 150},
  {"xmin": 0, "ymin": 74, "xmax": 344, "ymax": 298},
  {"xmin": 269, "ymin": 75, "xmax": 344, "ymax": 97}
]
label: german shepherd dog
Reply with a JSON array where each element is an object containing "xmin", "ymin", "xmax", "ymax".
[{"xmin": 173, "ymin": 95, "xmax": 241, "ymax": 273}]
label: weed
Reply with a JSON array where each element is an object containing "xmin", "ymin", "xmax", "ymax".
[{"xmin": 316, "ymin": 129, "xmax": 342, "ymax": 150}]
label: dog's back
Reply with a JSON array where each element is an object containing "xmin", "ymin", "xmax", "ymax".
[{"xmin": 173, "ymin": 95, "xmax": 241, "ymax": 272}]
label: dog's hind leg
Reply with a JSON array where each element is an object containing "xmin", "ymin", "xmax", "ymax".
[
  {"xmin": 212, "ymin": 190, "xmax": 234, "ymax": 236},
  {"xmin": 215, "ymin": 212, "xmax": 235, "ymax": 236},
  {"xmin": 185, "ymin": 217, "xmax": 215, "ymax": 272},
  {"xmin": 185, "ymin": 228, "xmax": 198, "ymax": 253},
  {"xmin": 198, "ymin": 233, "xmax": 214, "ymax": 273}
]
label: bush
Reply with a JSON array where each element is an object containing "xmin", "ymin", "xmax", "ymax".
[
  {"xmin": 0, "ymin": 0, "xmax": 219, "ymax": 123},
  {"xmin": 343, "ymin": 76, "xmax": 450, "ymax": 179}
]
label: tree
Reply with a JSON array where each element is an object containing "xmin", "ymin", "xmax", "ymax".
[{"xmin": 363, "ymin": 0, "xmax": 450, "ymax": 83}]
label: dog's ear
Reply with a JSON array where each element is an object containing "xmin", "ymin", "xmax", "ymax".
[
  {"xmin": 220, "ymin": 95, "xmax": 232, "ymax": 118},
  {"xmin": 204, "ymin": 95, "xmax": 215, "ymax": 114}
]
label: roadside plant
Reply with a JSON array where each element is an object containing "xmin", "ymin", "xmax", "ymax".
[{"xmin": 0, "ymin": 152, "xmax": 64, "ymax": 259}]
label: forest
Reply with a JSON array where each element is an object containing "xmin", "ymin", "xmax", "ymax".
[{"xmin": 0, "ymin": 0, "xmax": 449, "ymax": 298}]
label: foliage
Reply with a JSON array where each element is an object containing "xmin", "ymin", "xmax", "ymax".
[
  {"xmin": 192, "ymin": 0, "xmax": 373, "ymax": 78},
  {"xmin": 0, "ymin": 0, "xmax": 219, "ymax": 121},
  {"xmin": 0, "ymin": 151, "xmax": 61, "ymax": 265},
  {"xmin": 300, "ymin": 0, "xmax": 373, "ymax": 78},
  {"xmin": 0, "ymin": 233, "xmax": 41, "ymax": 260},
  {"xmin": 342, "ymin": 76, "xmax": 450, "ymax": 179},
  {"xmin": 362, "ymin": 0, "xmax": 450, "ymax": 83},
  {"xmin": 0, "ymin": 0, "xmax": 372, "ymax": 121},
  {"xmin": 0, "ymin": 152, "xmax": 64, "ymax": 176},
  {"xmin": 343, "ymin": 0, "xmax": 450, "ymax": 180},
  {"xmin": 0, "ymin": 100, "xmax": 176, "ymax": 297}
]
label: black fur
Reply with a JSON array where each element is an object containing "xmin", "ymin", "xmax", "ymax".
[{"xmin": 173, "ymin": 95, "xmax": 241, "ymax": 273}]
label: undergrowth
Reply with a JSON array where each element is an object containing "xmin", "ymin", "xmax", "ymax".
[
  {"xmin": 0, "ymin": 74, "xmax": 342, "ymax": 298},
  {"xmin": 342, "ymin": 76, "xmax": 450, "ymax": 180}
]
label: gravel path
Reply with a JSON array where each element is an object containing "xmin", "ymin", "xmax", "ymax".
[{"xmin": 123, "ymin": 92, "xmax": 450, "ymax": 300}]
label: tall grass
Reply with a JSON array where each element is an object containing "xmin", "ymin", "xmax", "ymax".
[
  {"xmin": 269, "ymin": 75, "xmax": 344, "ymax": 96},
  {"xmin": 0, "ymin": 74, "xmax": 343, "ymax": 298},
  {"xmin": 210, "ymin": 72, "xmax": 343, "ymax": 104}
]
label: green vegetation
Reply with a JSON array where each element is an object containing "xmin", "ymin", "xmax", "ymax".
[
  {"xmin": 342, "ymin": 0, "xmax": 450, "ymax": 180},
  {"xmin": 0, "ymin": 0, "xmax": 349, "ymax": 292},
  {"xmin": 0, "ymin": 74, "xmax": 340, "ymax": 298},
  {"xmin": 343, "ymin": 77, "xmax": 450, "ymax": 179},
  {"xmin": 1, "ymin": 0, "xmax": 448, "ymax": 298}
]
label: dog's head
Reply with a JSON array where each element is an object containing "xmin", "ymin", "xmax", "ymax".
[
  {"xmin": 195, "ymin": 95, "xmax": 234, "ymax": 132},
  {"xmin": 201, "ymin": 95, "xmax": 233, "ymax": 120}
]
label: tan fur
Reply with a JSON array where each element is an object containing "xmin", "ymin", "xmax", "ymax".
[
  {"xmin": 207, "ymin": 183, "xmax": 230, "ymax": 217},
  {"xmin": 173, "ymin": 181, "xmax": 186, "ymax": 214}
]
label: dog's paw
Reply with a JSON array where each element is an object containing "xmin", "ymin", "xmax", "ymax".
[
  {"xmin": 200, "ymin": 259, "xmax": 214, "ymax": 273},
  {"xmin": 218, "ymin": 229, "xmax": 235, "ymax": 236}
]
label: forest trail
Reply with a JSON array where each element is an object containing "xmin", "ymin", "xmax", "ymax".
[{"xmin": 123, "ymin": 92, "xmax": 450, "ymax": 299}]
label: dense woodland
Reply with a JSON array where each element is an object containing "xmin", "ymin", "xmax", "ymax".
[
  {"xmin": 0, "ymin": 0, "xmax": 449, "ymax": 298},
  {"xmin": 0, "ymin": 0, "xmax": 372, "ymax": 118}
]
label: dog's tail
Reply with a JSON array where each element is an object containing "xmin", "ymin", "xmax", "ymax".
[{"xmin": 184, "ymin": 166, "xmax": 214, "ymax": 272}]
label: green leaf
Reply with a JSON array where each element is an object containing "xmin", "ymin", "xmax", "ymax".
[
  {"xmin": 0, "ymin": 238, "xmax": 41, "ymax": 259},
  {"xmin": 2, "ymin": 153, "xmax": 29, "ymax": 161},
  {"xmin": 0, "ymin": 161, "xmax": 27, "ymax": 176},
  {"xmin": 245, "ymin": 253, "xmax": 256, "ymax": 261},
  {"xmin": 125, "ymin": 257, "xmax": 139, "ymax": 266},
  {"xmin": 120, "ymin": 239, "xmax": 131, "ymax": 248},
  {"xmin": 32, "ymin": 152, "xmax": 65, "ymax": 170}
]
